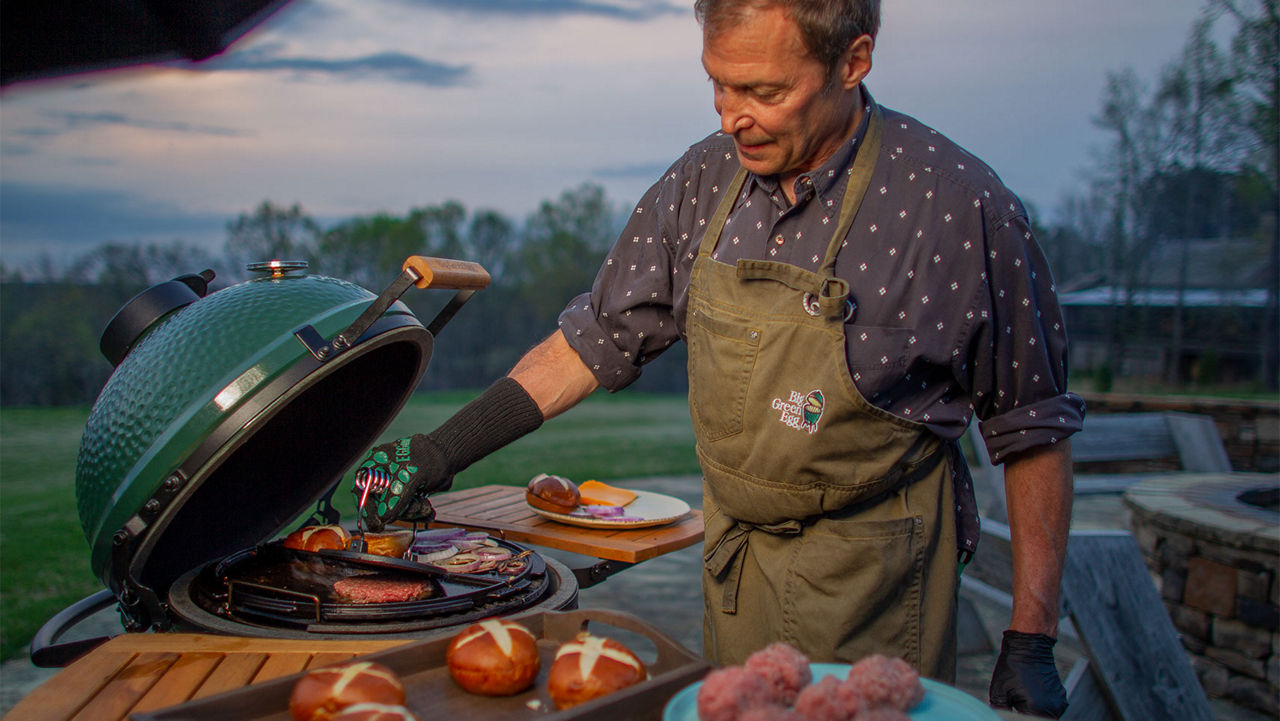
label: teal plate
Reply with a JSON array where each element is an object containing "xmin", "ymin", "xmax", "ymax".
[{"xmin": 663, "ymin": 663, "xmax": 1000, "ymax": 721}]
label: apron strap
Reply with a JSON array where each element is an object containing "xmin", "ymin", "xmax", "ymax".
[{"xmin": 704, "ymin": 519, "xmax": 803, "ymax": 613}]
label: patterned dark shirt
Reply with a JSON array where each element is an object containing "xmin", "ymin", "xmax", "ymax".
[{"xmin": 559, "ymin": 90, "xmax": 1085, "ymax": 466}]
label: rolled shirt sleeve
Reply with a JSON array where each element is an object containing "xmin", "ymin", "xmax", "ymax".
[
  {"xmin": 969, "ymin": 208, "xmax": 1085, "ymax": 463},
  {"xmin": 558, "ymin": 173, "xmax": 685, "ymax": 392}
]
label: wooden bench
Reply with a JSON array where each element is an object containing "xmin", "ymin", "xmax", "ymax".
[
  {"xmin": 961, "ymin": 521, "xmax": 1215, "ymax": 721},
  {"xmin": 965, "ymin": 411, "xmax": 1232, "ymax": 523}
]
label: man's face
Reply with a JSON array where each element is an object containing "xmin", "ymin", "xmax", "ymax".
[{"xmin": 701, "ymin": 5, "xmax": 862, "ymax": 190}]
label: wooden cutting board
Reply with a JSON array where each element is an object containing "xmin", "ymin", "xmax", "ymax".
[{"xmin": 427, "ymin": 485, "xmax": 704, "ymax": 563}]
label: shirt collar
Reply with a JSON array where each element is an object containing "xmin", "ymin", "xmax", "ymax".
[{"xmin": 743, "ymin": 86, "xmax": 878, "ymax": 213}]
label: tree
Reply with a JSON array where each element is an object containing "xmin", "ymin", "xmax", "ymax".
[
  {"xmin": 1153, "ymin": 15, "xmax": 1242, "ymax": 383},
  {"xmin": 224, "ymin": 201, "xmax": 321, "ymax": 280},
  {"xmin": 1211, "ymin": 0, "xmax": 1279, "ymax": 387}
]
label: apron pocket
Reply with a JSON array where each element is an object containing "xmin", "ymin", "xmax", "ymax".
[
  {"xmin": 781, "ymin": 514, "xmax": 923, "ymax": 666},
  {"xmin": 687, "ymin": 307, "xmax": 761, "ymax": 441}
]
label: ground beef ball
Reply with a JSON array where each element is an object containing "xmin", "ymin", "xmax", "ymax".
[
  {"xmin": 844, "ymin": 655, "xmax": 924, "ymax": 711},
  {"xmin": 697, "ymin": 666, "xmax": 775, "ymax": 721},
  {"xmin": 743, "ymin": 643, "xmax": 812, "ymax": 706},
  {"xmin": 793, "ymin": 675, "xmax": 864, "ymax": 721},
  {"xmin": 332, "ymin": 574, "xmax": 432, "ymax": 604},
  {"xmin": 851, "ymin": 708, "xmax": 910, "ymax": 721}
]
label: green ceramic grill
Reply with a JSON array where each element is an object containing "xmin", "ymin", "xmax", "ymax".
[{"xmin": 73, "ymin": 256, "xmax": 489, "ymax": 632}]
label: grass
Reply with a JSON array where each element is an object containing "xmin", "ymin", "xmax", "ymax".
[{"xmin": 0, "ymin": 391, "xmax": 698, "ymax": 661}]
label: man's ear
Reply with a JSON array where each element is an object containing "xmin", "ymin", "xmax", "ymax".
[{"xmin": 840, "ymin": 34, "xmax": 874, "ymax": 89}]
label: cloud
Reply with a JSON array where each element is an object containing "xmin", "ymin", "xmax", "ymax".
[
  {"xmin": 195, "ymin": 45, "xmax": 471, "ymax": 87},
  {"xmin": 40, "ymin": 111, "xmax": 246, "ymax": 137},
  {"xmin": 0, "ymin": 182, "xmax": 229, "ymax": 265},
  {"xmin": 390, "ymin": 0, "xmax": 685, "ymax": 20},
  {"xmin": 592, "ymin": 161, "xmax": 670, "ymax": 180}
]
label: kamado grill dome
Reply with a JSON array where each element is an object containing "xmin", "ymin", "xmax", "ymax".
[{"xmin": 63, "ymin": 258, "xmax": 575, "ymax": 647}]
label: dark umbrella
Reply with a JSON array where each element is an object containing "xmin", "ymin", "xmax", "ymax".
[{"xmin": 1, "ymin": 0, "xmax": 294, "ymax": 88}]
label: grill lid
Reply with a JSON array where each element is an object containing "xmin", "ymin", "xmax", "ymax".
[{"xmin": 73, "ymin": 257, "xmax": 489, "ymax": 630}]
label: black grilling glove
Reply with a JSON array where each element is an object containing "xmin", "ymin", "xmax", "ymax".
[
  {"xmin": 353, "ymin": 377, "xmax": 543, "ymax": 531},
  {"xmin": 989, "ymin": 630, "xmax": 1069, "ymax": 718}
]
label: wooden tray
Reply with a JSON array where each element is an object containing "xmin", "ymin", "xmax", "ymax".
[
  {"xmin": 3, "ymin": 635, "xmax": 408, "ymax": 721},
  {"xmin": 427, "ymin": 485, "xmax": 704, "ymax": 564},
  {"xmin": 131, "ymin": 609, "xmax": 712, "ymax": 721}
]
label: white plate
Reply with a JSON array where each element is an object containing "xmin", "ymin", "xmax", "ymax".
[
  {"xmin": 528, "ymin": 489, "xmax": 692, "ymax": 529},
  {"xmin": 663, "ymin": 663, "xmax": 1000, "ymax": 721}
]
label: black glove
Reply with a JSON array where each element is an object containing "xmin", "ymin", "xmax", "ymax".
[
  {"xmin": 353, "ymin": 377, "xmax": 543, "ymax": 531},
  {"xmin": 989, "ymin": 630, "xmax": 1069, "ymax": 718}
]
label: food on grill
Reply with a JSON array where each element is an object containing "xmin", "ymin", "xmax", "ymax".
[
  {"xmin": 744, "ymin": 643, "xmax": 813, "ymax": 706},
  {"xmin": 289, "ymin": 661, "xmax": 405, "ymax": 721},
  {"xmin": 577, "ymin": 480, "xmax": 638, "ymax": 507},
  {"xmin": 333, "ymin": 574, "xmax": 432, "ymax": 604},
  {"xmin": 526, "ymin": 473, "xmax": 580, "ymax": 514},
  {"xmin": 547, "ymin": 632, "xmax": 647, "ymax": 709},
  {"xmin": 283, "ymin": 525, "xmax": 352, "ymax": 552},
  {"xmin": 330, "ymin": 703, "xmax": 420, "ymax": 721},
  {"xmin": 794, "ymin": 676, "xmax": 864, "ymax": 721},
  {"xmin": 696, "ymin": 666, "xmax": 778, "ymax": 721},
  {"xmin": 362, "ymin": 530, "xmax": 414, "ymax": 558},
  {"xmin": 844, "ymin": 655, "xmax": 924, "ymax": 711},
  {"xmin": 446, "ymin": 618, "xmax": 542, "ymax": 696},
  {"xmin": 696, "ymin": 647, "xmax": 923, "ymax": 721}
]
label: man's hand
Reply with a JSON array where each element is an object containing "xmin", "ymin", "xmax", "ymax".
[
  {"xmin": 354, "ymin": 434, "xmax": 452, "ymax": 531},
  {"xmin": 989, "ymin": 630, "xmax": 1068, "ymax": 718},
  {"xmin": 350, "ymin": 376, "xmax": 545, "ymax": 531}
]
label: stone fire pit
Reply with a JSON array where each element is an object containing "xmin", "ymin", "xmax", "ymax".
[{"xmin": 1125, "ymin": 472, "xmax": 1280, "ymax": 716}]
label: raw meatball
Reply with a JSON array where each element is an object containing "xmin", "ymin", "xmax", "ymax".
[
  {"xmin": 697, "ymin": 666, "xmax": 775, "ymax": 721},
  {"xmin": 743, "ymin": 643, "xmax": 812, "ymax": 706},
  {"xmin": 793, "ymin": 675, "xmax": 864, "ymax": 721},
  {"xmin": 844, "ymin": 655, "xmax": 924, "ymax": 711}
]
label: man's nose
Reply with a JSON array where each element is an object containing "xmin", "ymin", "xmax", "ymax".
[
  {"xmin": 717, "ymin": 93, "xmax": 751, "ymax": 135},
  {"xmin": 721, "ymin": 99, "xmax": 747, "ymax": 135}
]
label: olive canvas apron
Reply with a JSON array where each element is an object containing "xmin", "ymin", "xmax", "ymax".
[{"xmin": 689, "ymin": 106, "xmax": 959, "ymax": 680}]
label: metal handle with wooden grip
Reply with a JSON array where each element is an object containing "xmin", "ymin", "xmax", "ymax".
[{"xmin": 402, "ymin": 256, "xmax": 490, "ymax": 290}]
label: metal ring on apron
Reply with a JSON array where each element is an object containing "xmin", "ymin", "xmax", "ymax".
[{"xmin": 802, "ymin": 293, "xmax": 856, "ymax": 322}]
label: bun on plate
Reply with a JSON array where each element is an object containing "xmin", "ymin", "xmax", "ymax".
[
  {"xmin": 547, "ymin": 633, "xmax": 647, "ymax": 709},
  {"xmin": 283, "ymin": 525, "xmax": 351, "ymax": 552},
  {"xmin": 525, "ymin": 473, "xmax": 580, "ymax": 514},
  {"xmin": 446, "ymin": 618, "xmax": 541, "ymax": 695},
  {"xmin": 289, "ymin": 661, "xmax": 405, "ymax": 721}
]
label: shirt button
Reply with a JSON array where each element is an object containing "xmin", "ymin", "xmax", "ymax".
[{"xmin": 774, "ymin": 235, "xmax": 785, "ymax": 245}]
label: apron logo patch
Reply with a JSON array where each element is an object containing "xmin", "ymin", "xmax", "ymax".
[{"xmin": 771, "ymin": 389, "xmax": 825, "ymax": 434}]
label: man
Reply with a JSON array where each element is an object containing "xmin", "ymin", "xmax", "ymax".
[{"xmin": 358, "ymin": 1, "xmax": 1081, "ymax": 716}]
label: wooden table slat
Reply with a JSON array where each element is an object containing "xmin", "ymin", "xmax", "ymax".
[
  {"xmin": 68, "ymin": 652, "xmax": 178, "ymax": 721},
  {"xmin": 4, "ymin": 651, "xmax": 135, "ymax": 721},
  {"xmin": 252, "ymin": 653, "xmax": 312, "ymax": 683},
  {"xmin": 129, "ymin": 653, "xmax": 222, "ymax": 714},
  {"xmin": 188, "ymin": 654, "xmax": 268, "ymax": 701}
]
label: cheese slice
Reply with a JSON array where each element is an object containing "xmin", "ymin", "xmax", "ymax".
[{"xmin": 577, "ymin": 480, "xmax": 638, "ymax": 507}]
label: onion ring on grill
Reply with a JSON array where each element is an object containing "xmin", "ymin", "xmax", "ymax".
[
  {"xmin": 410, "ymin": 543, "xmax": 458, "ymax": 563},
  {"xmin": 474, "ymin": 547, "xmax": 512, "ymax": 562},
  {"xmin": 435, "ymin": 552, "xmax": 481, "ymax": 574}
]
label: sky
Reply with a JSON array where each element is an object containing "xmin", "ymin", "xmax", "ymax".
[{"xmin": 0, "ymin": 0, "xmax": 1216, "ymax": 269}]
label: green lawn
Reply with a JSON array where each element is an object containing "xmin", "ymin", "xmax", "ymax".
[{"xmin": 0, "ymin": 391, "xmax": 697, "ymax": 661}]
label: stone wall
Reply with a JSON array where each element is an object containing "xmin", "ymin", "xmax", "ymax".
[
  {"xmin": 1127, "ymin": 477, "xmax": 1280, "ymax": 716},
  {"xmin": 1084, "ymin": 393, "xmax": 1280, "ymax": 473}
]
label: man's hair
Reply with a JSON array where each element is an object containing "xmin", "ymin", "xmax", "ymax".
[{"xmin": 693, "ymin": 0, "xmax": 880, "ymax": 75}]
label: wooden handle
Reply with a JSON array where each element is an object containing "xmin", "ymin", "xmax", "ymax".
[{"xmin": 402, "ymin": 256, "xmax": 491, "ymax": 290}]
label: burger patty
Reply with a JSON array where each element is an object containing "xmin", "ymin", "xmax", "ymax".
[{"xmin": 333, "ymin": 573, "xmax": 433, "ymax": 604}]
